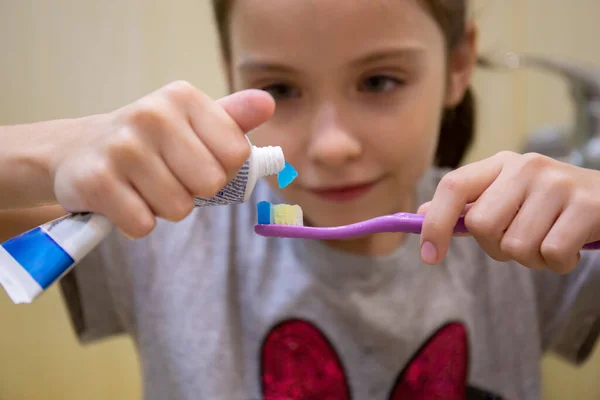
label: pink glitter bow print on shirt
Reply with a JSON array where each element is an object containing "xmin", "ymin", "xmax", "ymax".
[{"xmin": 260, "ymin": 320, "xmax": 504, "ymax": 400}]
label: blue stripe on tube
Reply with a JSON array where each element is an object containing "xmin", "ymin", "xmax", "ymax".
[{"xmin": 1, "ymin": 227, "xmax": 74, "ymax": 289}]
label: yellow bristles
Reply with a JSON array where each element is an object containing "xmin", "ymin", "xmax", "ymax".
[{"xmin": 271, "ymin": 204, "xmax": 304, "ymax": 226}]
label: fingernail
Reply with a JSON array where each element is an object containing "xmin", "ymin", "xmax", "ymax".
[{"xmin": 420, "ymin": 241, "xmax": 438, "ymax": 264}]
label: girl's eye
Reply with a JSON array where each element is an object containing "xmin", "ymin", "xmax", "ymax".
[
  {"xmin": 359, "ymin": 75, "xmax": 403, "ymax": 93},
  {"xmin": 260, "ymin": 83, "xmax": 301, "ymax": 100}
]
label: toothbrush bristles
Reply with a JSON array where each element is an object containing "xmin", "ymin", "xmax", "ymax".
[
  {"xmin": 256, "ymin": 201, "xmax": 304, "ymax": 226},
  {"xmin": 272, "ymin": 204, "xmax": 303, "ymax": 226}
]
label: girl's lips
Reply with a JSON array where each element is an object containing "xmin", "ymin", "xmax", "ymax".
[{"xmin": 308, "ymin": 181, "xmax": 378, "ymax": 203}]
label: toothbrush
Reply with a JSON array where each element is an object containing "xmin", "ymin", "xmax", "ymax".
[{"xmin": 254, "ymin": 202, "xmax": 600, "ymax": 250}]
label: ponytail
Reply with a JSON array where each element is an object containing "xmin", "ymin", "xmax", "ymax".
[{"xmin": 434, "ymin": 87, "xmax": 476, "ymax": 169}]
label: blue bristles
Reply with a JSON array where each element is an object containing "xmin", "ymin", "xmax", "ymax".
[{"xmin": 257, "ymin": 201, "xmax": 272, "ymax": 224}]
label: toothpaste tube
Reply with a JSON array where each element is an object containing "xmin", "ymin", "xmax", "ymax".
[
  {"xmin": 0, "ymin": 142, "xmax": 290, "ymax": 304},
  {"xmin": 0, "ymin": 213, "xmax": 112, "ymax": 304},
  {"xmin": 194, "ymin": 144, "xmax": 285, "ymax": 206}
]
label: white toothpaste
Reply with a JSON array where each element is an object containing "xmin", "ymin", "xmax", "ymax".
[{"xmin": 0, "ymin": 143, "xmax": 285, "ymax": 304}]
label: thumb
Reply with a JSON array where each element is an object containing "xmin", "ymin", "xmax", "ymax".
[
  {"xmin": 418, "ymin": 201, "xmax": 473, "ymax": 239},
  {"xmin": 216, "ymin": 89, "xmax": 276, "ymax": 133}
]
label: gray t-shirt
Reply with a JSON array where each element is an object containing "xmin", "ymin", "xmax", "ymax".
[{"xmin": 61, "ymin": 168, "xmax": 600, "ymax": 400}]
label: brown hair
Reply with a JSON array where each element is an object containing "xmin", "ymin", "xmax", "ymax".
[{"xmin": 212, "ymin": 0, "xmax": 474, "ymax": 169}]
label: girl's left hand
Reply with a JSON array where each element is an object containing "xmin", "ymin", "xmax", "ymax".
[{"xmin": 419, "ymin": 151, "xmax": 600, "ymax": 273}]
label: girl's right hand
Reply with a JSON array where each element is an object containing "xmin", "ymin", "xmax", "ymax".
[{"xmin": 50, "ymin": 82, "xmax": 275, "ymax": 238}]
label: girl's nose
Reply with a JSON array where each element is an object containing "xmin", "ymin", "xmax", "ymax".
[{"xmin": 307, "ymin": 103, "xmax": 362, "ymax": 167}]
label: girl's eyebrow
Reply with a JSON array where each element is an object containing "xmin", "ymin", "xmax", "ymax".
[
  {"xmin": 349, "ymin": 45, "xmax": 427, "ymax": 67},
  {"xmin": 236, "ymin": 58, "xmax": 299, "ymax": 74},
  {"xmin": 236, "ymin": 45, "xmax": 426, "ymax": 73}
]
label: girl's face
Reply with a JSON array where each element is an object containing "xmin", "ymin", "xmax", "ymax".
[{"xmin": 228, "ymin": 0, "xmax": 475, "ymax": 254}]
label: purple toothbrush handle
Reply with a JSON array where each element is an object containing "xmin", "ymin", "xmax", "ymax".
[
  {"xmin": 254, "ymin": 213, "xmax": 462, "ymax": 240},
  {"xmin": 254, "ymin": 212, "xmax": 600, "ymax": 250}
]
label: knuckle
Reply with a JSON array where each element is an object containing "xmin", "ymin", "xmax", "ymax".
[
  {"xmin": 464, "ymin": 210, "xmax": 496, "ymax": 237},
  {"xmin": 131, "ymin": 214, "xmax": 156, "ymax": 238},
  {"xmin": 167, "ymin": 196, "xmax": 195, "ymax": 221},
  {"xmin": 573, "ymin": 191, "xmax": 597, "ymax": 210},
  {"xmin": 500, "ymin": 235, "xmax": 531, "ymax": 260},
  {"xmin": 439, "ymin": 171, "xmax": 465, "ymax": 194},
  {"xmin": 540, "ymin": 241, "xmax": 570, "ymax": 266},
  {"xmin": 75, "ymin": 162, "xmax": 115, "ymax": 209},
  {"xmin": 209, "ymin": 171, "xmax": 228, "ymax": 194},
  {"xmin": 520, "ymin": 152, "xmax": 551, "ymax": 172},
  {"xmin": 124, "ymin": 100, "xmax": 173, "ymax": 132},
  {"xmin": 87, "ymin": 162, "xmax": 113, "ymax": 188},
  {"xmin": 196, "ymin": 170, "xmax": 227, "ymax": 198},
  {"xmin": 222, "ymin": 139, "xmax": 251, "ymax": 170},
  {"xmin": 108, "ymin": 130, "xmax": 146, "ymax": 162},
  {"xmin": 544, "ymin": 171, "xmax": 573, "ymax": 192},
  {"xmin": 495, "ymin": 150, "xmax": 518, "ymax": 160},
  {"xmin": 164, "ymin": 80, "xmax": 198, "ymax": 103}
]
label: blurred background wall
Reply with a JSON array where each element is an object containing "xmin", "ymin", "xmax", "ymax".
[{"xmin": 0, "ymin": 0, "xmax": 599, "ymax": 399}]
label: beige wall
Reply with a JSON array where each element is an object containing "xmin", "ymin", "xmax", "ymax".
[{"xmin": 0, "ymin": 1, "xmax": 599, "ymax": 399}]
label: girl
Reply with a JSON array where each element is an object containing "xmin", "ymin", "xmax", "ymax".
[{"xmin": 3, "ymin": 0, "xmax": 600, "ymax": 399}]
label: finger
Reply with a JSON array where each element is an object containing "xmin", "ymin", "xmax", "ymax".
[
  {"xmin": 94, "ymin": 182, "xmax": 155, "ymax": 239},
  {"xmin": 159, "ymin": 121, "xmax": 228, "ymax": 198},
  {"xmin": 126, "ymin": 151, "xmax": 196, "ymax": 222},
  {"xmin": 416, "ymin": 201, "xmax": 430, "ymax": 215},
  {"xmin": 418, "ymin": 202, "xmax": 473, "ymax": 217},
  {"xmin": 187, "ymin": 89, "xmax": 275, "ymax": 179},
  {"xmin": 465, "ymin": 171, "xmax": 527, "ymax": 262},
  {"xmin": 216, "ymin": 89, "xmax": 276, "ymax": 133},
  {"xmin": 64, "ymin": 158, "xmax": 155, "ymax": 238},
  {"xmin": 499, "ymin": 188, "xmax": 565, "ymax": 270},
  {"xmin": 541, "ymin": 206, "xmax": 594, "ymax": 274},
  {"xmin": 420, "ymin": 155, "xmax": 506, "ymax": 264},
  {"xmin": 417, "ymin": 202, "xmax": 473, "ymax": 237}
]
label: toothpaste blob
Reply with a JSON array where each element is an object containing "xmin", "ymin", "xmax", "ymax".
[
  {"xmin": 0, "ymin": 142, "xmax": 297, "ymax": 304},
  {"xmin": 277, "ymin": 162, "xmax": 298, "ymax": 189},
  {"xmin": 0, "ymin": 213, "xmax": 113, "ymax": 304}
]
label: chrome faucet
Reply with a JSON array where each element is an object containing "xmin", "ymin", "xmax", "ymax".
[{"xmin": 480, "ymin": 53, "xmax": 600, "ymax": 170}]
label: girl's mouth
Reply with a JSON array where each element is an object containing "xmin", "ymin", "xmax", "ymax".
[{"xmin": 308, "ymin": 180, "xmax": 379, "ymax": 203}]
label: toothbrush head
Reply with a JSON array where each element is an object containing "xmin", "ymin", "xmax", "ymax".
[
  {"xmin": 257, "ymin": 201, "xmax": 304, "ymax": 226},
  {"xmin": 254, "ymin": 201, "xmax": 401, "ymax": 239}
]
